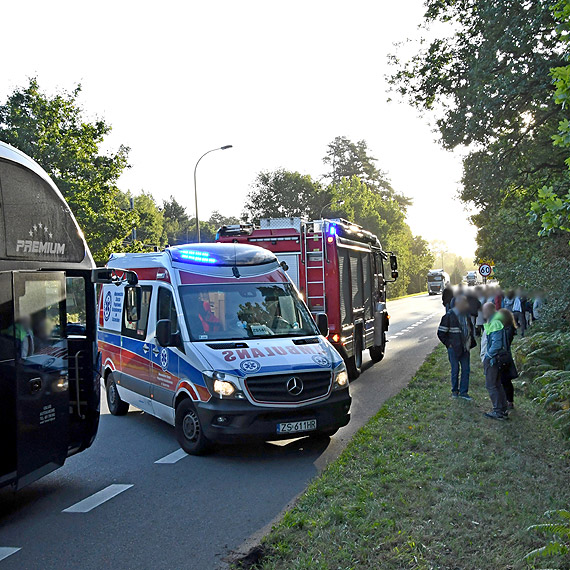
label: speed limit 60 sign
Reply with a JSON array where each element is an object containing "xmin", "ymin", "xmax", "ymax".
[{"xmin": 479, "ymin": 263, "xmax": 492, "ymax": 277}]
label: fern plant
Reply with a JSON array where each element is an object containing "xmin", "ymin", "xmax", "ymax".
[{"xmin": 525, "ymin": 509, "xmax": 570, "ymax": 569}]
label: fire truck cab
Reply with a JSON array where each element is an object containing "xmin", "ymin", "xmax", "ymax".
[
  {"xmin": 98, "ymin": 243, "xmax": 351, "ymax": 454},
  {"xmin": 217, "ymin": 218, "xmax": 398, "ymax": 379}
]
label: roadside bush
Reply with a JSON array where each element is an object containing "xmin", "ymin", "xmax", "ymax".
[{"xmin": 514, "ymin": 331, "xmax": 570, "ymax": 436}]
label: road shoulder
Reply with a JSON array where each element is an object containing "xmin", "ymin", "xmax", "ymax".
[{"xmin": 230, "ymin": 345, "xmax": 570, "ymax": 570}]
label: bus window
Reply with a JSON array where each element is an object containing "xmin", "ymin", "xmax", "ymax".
[
  {"xmin": 66, "ymin": 276, "xmax": 87, "ymax": 336},
  {"xmin": 362, "ymin": 253, "xmax": 373, "ymax": 319},
  {"xmin": 123, "ymin": 286, "xmax": 152, "ymax": 340},
  {"xmin": 14, "ymin": 276, "xmax": 65, "ymax": 359},
  {"xmin": 338, "ymin": 249, "xmax": 352, "ymax": 325}
]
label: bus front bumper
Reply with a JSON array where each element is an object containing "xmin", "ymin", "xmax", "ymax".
[{"xmin": 196, "ymin": 390, "xmax": 351, "ymax": 443}]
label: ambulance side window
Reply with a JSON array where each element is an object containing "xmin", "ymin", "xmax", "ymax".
[
  {"xmin": 157, "ymin": 287, "xmax": 178, "ymax": 335},
  {"xmin": 122, "ymin": 286, "xmax": 152, "ymax": 340}
]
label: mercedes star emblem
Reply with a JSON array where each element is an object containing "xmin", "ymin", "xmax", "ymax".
[{"xmin": 286, "ymin": 376, "xmax": 304, "ymax": 396}]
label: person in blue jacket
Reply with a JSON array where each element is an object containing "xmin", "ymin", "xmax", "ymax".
[{"xmin": 482, "ymin": 303, "xmax": 509, "ymax": 420}]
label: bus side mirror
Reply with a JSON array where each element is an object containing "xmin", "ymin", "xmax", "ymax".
[
  {"xmin": 391, "ymin": 270, "xmax": 399, "ymax": 280},
  {"xmin": 125, "ymin": 286, "xmax": 142, "ymax": 322},
  {"xmin": 156, "ymin": 319, "xmax": 172, "ymax": 347},
  {"xmin": 315, "ymin": 313, "xmax": 329, "ymax": 337}
]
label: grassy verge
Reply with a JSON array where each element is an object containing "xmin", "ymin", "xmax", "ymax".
[
  {"xmin": 387, "ymin": 291, "xmax": 427, "ymax": 301},
  {"xmin": 244, "ymin": 345, "xmax": 570, "ymax": 570}
]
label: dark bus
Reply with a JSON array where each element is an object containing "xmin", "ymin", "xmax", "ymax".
[{"xmin": 0, "ymin": 141, "xmax": 102, "ymax": 490}]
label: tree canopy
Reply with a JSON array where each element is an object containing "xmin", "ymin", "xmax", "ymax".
[
  {"xmin": 242, "ymin": 138, "xmax": 437, "ymax": 296},
  {"xmin": 0, "ymin": 78, "xmax": 134, "ymax": 262},
  {"xmin": 390, "ymin": 0, "xmax": 570, "ymax": 324}
]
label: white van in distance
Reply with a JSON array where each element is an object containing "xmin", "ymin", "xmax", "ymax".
[{"xmin": 98, "ymin": 243, "xmax": 351, "ymax": 454}]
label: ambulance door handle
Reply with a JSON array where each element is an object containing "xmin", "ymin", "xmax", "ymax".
[{"xmin": 142, "ymin": 344, "xmax": 150, "ymax": 354}]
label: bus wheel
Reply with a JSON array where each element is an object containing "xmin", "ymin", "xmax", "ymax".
[
  {"xmin": 106, "ymin": 374, "xmax": 129, "ymax": 416},
  {"xmin": 175, "ymin": 400, "xmax": 212, "ymax": 455}
]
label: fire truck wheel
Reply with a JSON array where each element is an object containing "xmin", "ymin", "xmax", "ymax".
[
  {"xmin": 347, "ymin": 333, "xmax": 363, "ymax": 380},
  {"xmin": 175, "ymin": 399, "xmax": 212, "ymax": 455},
  {"xmin": 369, "ymin": 334, "xmax": 386, "ymax": 363},
  {"xmin": 106, "ymin": 374, "xmax": 129, "ymax": 416}
]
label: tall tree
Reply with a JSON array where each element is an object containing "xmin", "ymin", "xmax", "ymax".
[
  {"xmin": 407, "ymin": 236, "xmax": 435, "ymax": 294},
  {"xmin": 0, "ymin": 78, "xmax": 134, "ymax": 262},
  {"xmin": 389, "ymin": 0, "xmax": 570, "ymax": 322},
  {"xmin": 322, "ymin": 136, "xmax": 412, "ymax": 208},
  {"xmin": 133, "ymin": 192, "xmax": 165, "ymax": 248},
  {"xmin": 243, "ymin": 169, "xmax": 326, "ymax": 221}
]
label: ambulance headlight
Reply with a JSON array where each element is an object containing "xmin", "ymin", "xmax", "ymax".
[
  {"xmin": 203, "ymin": 371, "xmax": 244, "ymax": 399},
  {"xmin": 213, "ymin": 379, "xmax": 236, "ymax": 397},
  {"xmin": 333, "ymin": 364, "xmax": 349, "ymax": 390}
]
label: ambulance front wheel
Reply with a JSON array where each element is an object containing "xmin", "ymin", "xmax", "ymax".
[
  {"xmin": 106, "ymin": 373, "xmax": 129, "ymax": 416},
  {"xmin": 175, "ymin": 399, "xmax": 212, "ymax": 455}
]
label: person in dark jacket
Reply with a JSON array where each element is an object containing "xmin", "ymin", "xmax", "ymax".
[
  {"xmin": 437, "ymin": 295, "xmax": 477, "ymax": 400},
  {"xmin": 442, "ymin": 283, "xmax": 453, "ymax": 312},
  {"xmin": 498, "ymin": 308, "xmax": 518, "ymax": 409}
]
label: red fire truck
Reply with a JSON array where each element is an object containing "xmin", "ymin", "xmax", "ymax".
[{"xmin": 217, "ymin": 218, "xmax": 398, "ymax": 379}]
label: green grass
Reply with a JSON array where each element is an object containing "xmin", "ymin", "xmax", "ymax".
[
  {"xmin": 244, "ymin": 345, "xmax": 570, "ymax": 570},
  {"xmin": 387, "ymin": 291, "xmax": 427, "ymax": 301}
]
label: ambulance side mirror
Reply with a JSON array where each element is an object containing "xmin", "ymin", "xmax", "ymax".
[
  {"xmin": 315, "ymin": 313, "xmax": 329, "ymax": 337},
  {"xmin": 125, "ymin": 286, "xmax": 142, "ymax": 322},
  {"xmin": 156, "ymin": 320, "xmax": 173, "ymax": 347}
]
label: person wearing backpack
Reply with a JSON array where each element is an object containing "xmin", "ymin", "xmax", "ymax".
[
  {"xmin": 482, "ymin": 303, "xmax": 509, "ymax": 420},
  {"xmin": 498, "ymin": 308, "xmax": 518, "ymax": 410}
]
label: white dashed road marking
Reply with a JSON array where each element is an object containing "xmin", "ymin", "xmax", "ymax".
[
  {"xmin": 0, "ymin": 548, "xmax": 20, "ymax": 562},
  {"xmin": 155, "ymin": 449, "xmax": 188, "ymax": 464},
  {"xmin": 62, "ymin": 484, "xmax": 133, "ymax": 513}
]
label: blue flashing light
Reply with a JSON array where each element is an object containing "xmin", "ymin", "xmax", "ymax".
[
  {"xmin": 178, "ymin": 250, "xmax": 219, "ymax": 264},
  {"xmin": 328, "ymin": 224, "xmax": 337, "ymax": 236}
]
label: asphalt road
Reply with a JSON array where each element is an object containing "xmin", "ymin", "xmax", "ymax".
[{"xmin": 0, "ymin": 294, "xmax": 442, "ymax": 570}]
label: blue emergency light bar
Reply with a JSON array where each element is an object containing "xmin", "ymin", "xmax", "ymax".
[
  {"xmin": 175, "ymin": 250, "xmax": 218, "ymax": 264},
  {"xmin": 328, "ymin": 224, "xmax": 337, "ymax": 236}
]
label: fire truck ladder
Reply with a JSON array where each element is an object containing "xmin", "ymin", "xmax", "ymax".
[{"xmin": 304, "ymin": 221, "xmax": 326, "ymax": 313}]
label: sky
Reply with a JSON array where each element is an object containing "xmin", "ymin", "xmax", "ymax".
[{"xmin": 0, "ymin": 0, "xmax": 477, "ymax": 258}]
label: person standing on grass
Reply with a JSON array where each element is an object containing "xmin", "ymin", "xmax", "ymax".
[
  {"xmin": 498, "ymin": 308, "xmax": 518, "ymax": 410},
  {"xmin": 480, "ymin": 301, "xmax": 496, "ymax": 365},
  {"xmin": 482, "ymin": 303, "xmax": 509, "ymax": 421},
  {"xmin": 437, "ymin": 295, "xmax": 476, "ymax": 400},
  {"xmin": 494, "ymin": 288, "xmax": 504, "ymax": 311},
  {"xmin": 442, "ymin": 283, "xmax": 453, "ymax": 312},
  {"xmin": 502, "ymin": 290, "xmax": 515, "ymax": 312},
  {"xmin": 512, "ymin": 289, "xmax": 526, "ymax": 337},
  {"xmin": 533, "ymin": 291, "xmax": 544, "ymax": 322},
  {"xmin": 467, "ymin": 289, "xmax": 482, "ymax": 336}
]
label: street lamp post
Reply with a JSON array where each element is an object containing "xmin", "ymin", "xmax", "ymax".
[
  {"xmin": 193, "ymin": 144, "xmax": 233, "ymax": 243},
  {"xmin": 319, "ymin": 199, "xmax": 345, "ymax": 219}
]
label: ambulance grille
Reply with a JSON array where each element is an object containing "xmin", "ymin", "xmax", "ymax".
[{"xmin": 245, "ymin": 371, "xmax": 332, "ymax": 403}]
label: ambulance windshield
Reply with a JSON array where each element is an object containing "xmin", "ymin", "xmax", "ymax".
[{"xmin": 179, "ymin": 283, "xmax": 319, "ymax": 341}]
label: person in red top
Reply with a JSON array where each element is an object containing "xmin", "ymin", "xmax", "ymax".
[
  {"xmin": 494, "ymin": 288, "xmax": 504, "ymax": 311},
  {"xmin": 198, "ymin": 300, "xmax": 221, "ymax": 334}
]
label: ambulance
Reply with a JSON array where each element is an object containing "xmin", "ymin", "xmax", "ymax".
[{"xmin": 98, "ymin": 243, "xmax": 351, "ymax": 454}]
